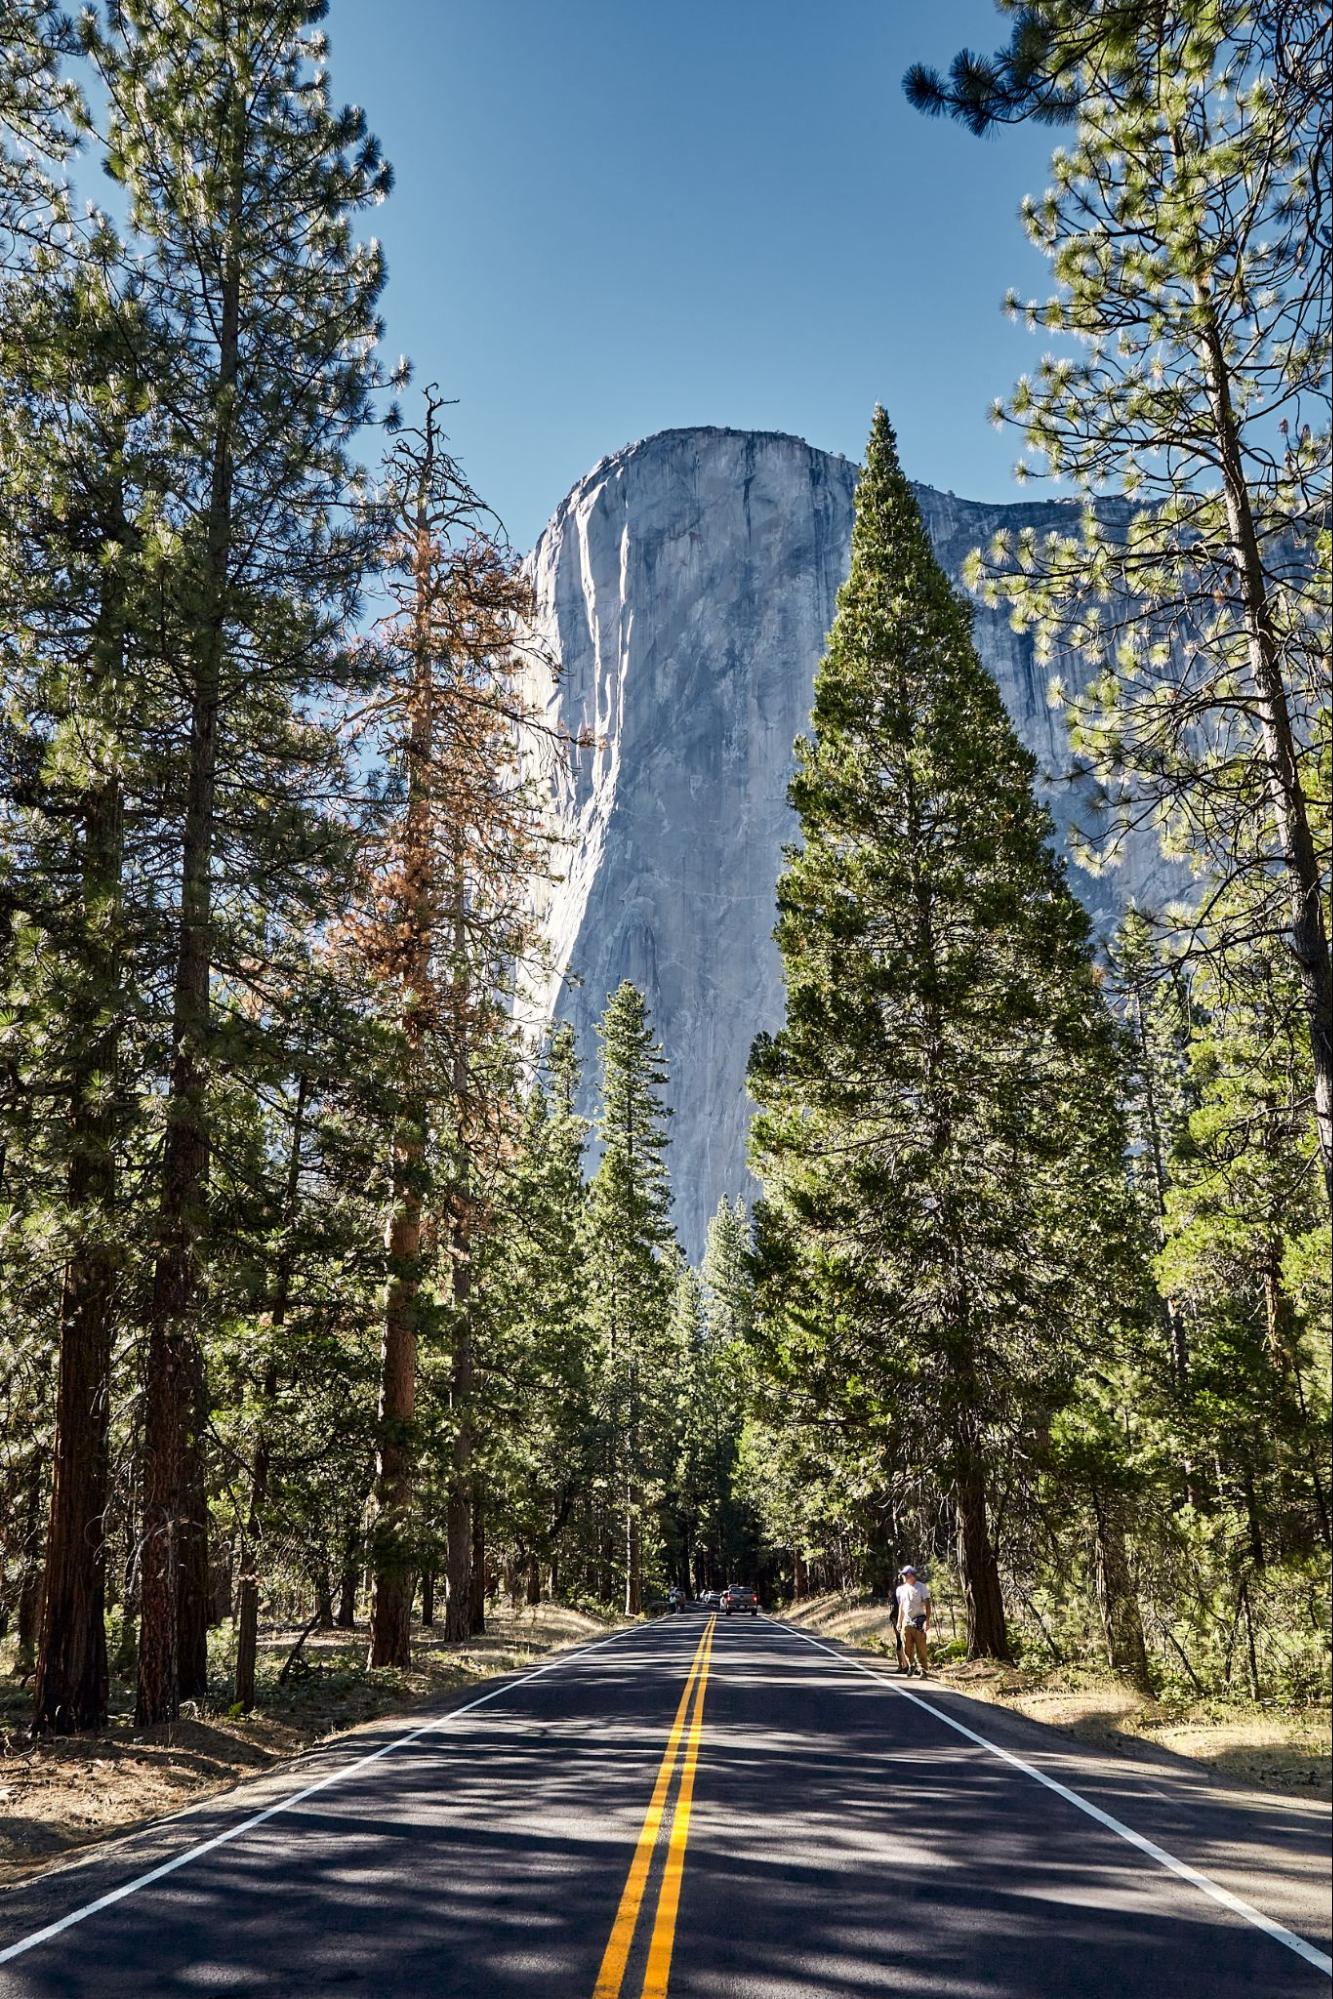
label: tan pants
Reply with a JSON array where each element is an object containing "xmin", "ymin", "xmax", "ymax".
[{"xmin": 901, "ymin": 1623, "xmax": 929, "ymax": 1674}]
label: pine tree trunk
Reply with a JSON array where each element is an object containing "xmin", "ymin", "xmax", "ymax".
[
  {"xmin": 137, "ymin": 1309, "xmax": 189, "ymax": 1724},
  {"xmin": 623, "ymin": 1347, "xmax": 642, "ymax": 1616},
  {"xmin": 443, "ymin": 1484, "xmax": 471, "ymax": 1642},
  {"xmin": 954, "ymin": 1461, "xmax": 1009, "ymax": 1660},
  {"xmin": 442, "ymin": 1213, "xmax": 475, "ymax": 1642},
  {"xmin": 525, "ymin": 1554, "xmax": 541, "ymax": 1607},
  {"xmin": 208, "ymin": 1548, "xmax": 232, "ymax": 1626},
  {"xmin": 420, "ymin": 1569, "xmax": 435, "ymax": 1626},
  {"xmin": 468, "ymin": 1485, "xmax": 486, "ymax": 1637},
  {"xmin": 33, "ymin": 1004, "xmax": 117, "ymax": 1728},
  {"xmin": 137, "ymin": 182, "xmax": 242, "ymax": 1730},
  {"xmin": 176, "ymin": 1341, "xmax": 211, "ymax": 1700},
  {"xmin": 368, "ymin": 1184, "xmax": 420, "ymax": 1668},
  {"xmin": 945, "ymin": 1308, "xmax": 1009, "ymax": 1659},
  {"xmin": 1091, "ymin": 1490, "xmax": 1151, "ymax": 1691},
  {"xmin": 443, "ymin": 1442, "xmax": 472, "ymax": 1644}
]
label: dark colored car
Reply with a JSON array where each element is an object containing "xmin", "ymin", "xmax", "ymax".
[{"xmin": 721, "ymin": 1585, "xmax": 758, "ymax": 1616}]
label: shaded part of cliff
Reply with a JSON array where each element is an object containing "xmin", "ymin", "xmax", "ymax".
[{"xmin": 522, "ymin": 426, "xmax": 1178, "ymax": 1262}]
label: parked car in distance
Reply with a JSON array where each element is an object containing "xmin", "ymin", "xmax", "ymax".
[
  {"xmin": 721, "ymin": 1584, "xmax": 758, "ymax": 1616},
  {"xmin": 700, "ymin": 1589, "xmax": 722, "ymax": 1608}
]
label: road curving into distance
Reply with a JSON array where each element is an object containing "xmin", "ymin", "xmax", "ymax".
[{"xmin": 0, "ymin": 1612, "xmax": 1328, "ymax": 1996}]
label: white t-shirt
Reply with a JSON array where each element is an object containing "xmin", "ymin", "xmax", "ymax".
[{"xmin": 896, "ymin": 1580, "xmax": 931, "ymax": 1627}]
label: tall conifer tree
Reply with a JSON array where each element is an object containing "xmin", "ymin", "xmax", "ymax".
[
  {"xmin": 481, "ymin": 1024, "xmax": 595, "ymax": 1603},
  {"xmin": 0, "ymin": 256, "xmax": 164, "ymax": 1731},
  {"xmin": 909, "ymin": 0, "xmax": 1332, "ymax": 1199},
  {"xmin": 355, "ymin": 390, "xmax": 545, "ymax": 1663},
  {"xmin": 82, "ymin": 0, "xmax": 392, "ymax": 1723},
  {"xmin": 584, "ymin": 982, "xmax": 676, "ymax": 1614},
  {"xmin": 750, "ymin": 408, "xmax": 1138, "ymax": 1658}
]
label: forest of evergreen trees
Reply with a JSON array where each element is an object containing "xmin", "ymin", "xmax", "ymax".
[{"xmin": 0, "ymin": 0, "xmax": 1328, "ymax": 1739}]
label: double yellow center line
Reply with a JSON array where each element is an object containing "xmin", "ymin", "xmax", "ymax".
[{"xmin": 592, "ymin": 1614, "xmax": 716, "ymax": 1999}]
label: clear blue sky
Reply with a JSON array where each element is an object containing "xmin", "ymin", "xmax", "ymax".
[{"xmin": 330, "ymin": 0, "xmax": 1059, "ymax": 551}]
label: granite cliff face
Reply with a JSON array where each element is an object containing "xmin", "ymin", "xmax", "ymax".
[{"xmin": 521, "ymin": 427, "xmax": 1173, "ymax": 1261}]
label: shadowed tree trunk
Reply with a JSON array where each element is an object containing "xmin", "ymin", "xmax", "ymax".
[
  {"xmin": 443, "ymin": 1290, "xmax": 473, "ymax": 1643},
  {"xmin": 946, "ymin": 1316, "xmax": 1010, "ymax": 1660},
  {"xmin": 468, "ymin": 1481, "xmax": 486, "ymax": 1637},
  {"xmin": 443, "ymin": 1250, "xmax": 474, "ymax": 1643},
  {"xmin": 954, "ymin": 1457, "xmax": 1010, "ymax": 1661},
  {"xmin": 623, "ymin": 1352, "xmax": 642, "ymax": 1617},
  {"xmin": 32, "ymin": 1273, "xmax": 112, "ymax": 1727},
  {"xmin": 176, "ymin": 1341, "xmax": 211, "ymax": 1700},
  {"xmin": 367, "ymin": 1202, "xmax": 420, "ymax": 1668},
  {"xmin": 335, "ymin": 1537, "xmax": 359, "ymax": 1629},
  {"xmin": 31, "ymin": 1053, "xmax": 117, "ymax": 1727}
]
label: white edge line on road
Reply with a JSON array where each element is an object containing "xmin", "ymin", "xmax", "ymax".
[
  {"xmin": 0, "ymin": 1621, "xmax": 644, "ymax": 1969},
  {"xmin": 774, "ymin": 1618, "xmax": 1332, "ymax": 1980}
]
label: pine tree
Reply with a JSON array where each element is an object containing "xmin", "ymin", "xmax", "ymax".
[
  {"xmin": 1159, "ymin": 897, "xmax": 1331, "ymax": 1556},
  {"xmin": 355, "ymin": 389, "xmax": 548, "ymax": 1662},
  {"xmin": 750, "ymin": 407, "xmax": 1139, "ymax": 1659},
  {"xmin": 480, "ymin": 1024, "xmax": 595, "ymax": 1603},
  {"xmin": 0, "ymin": 252, "xmax": 165, "ymax": 1731},
  {"xmin": 79, "ymin": 0, "xmax": 392, "ymax": 1724},
  {"xmin": 910, "ymin": 1, "xmax": 1332, "ymax": 1199},
  {"xmin": 583, "ymin": 982, "xmax": 676, "ymax": 1614},
  {"xmin": 701, "ymin": 1197, "xmax": 754, "ymax": 1350},
  {"xmin": 689, "ymin": 1197, "xmax": 757, "ymax": 1587}
]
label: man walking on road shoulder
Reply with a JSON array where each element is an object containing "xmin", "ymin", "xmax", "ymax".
[{"xmin": 895, "ymin": 1566, "xmax": 931, "ymax": 1677}]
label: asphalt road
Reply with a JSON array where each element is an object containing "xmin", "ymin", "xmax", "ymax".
[{"xmin": 0, "ymin": 1613, "xmax": 1328, "ymax": 1998}]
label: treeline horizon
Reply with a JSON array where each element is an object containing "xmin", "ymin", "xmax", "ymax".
[{"xmin": 2, "ymin": 0, "xmax": 1329, "ymax": 1740}]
